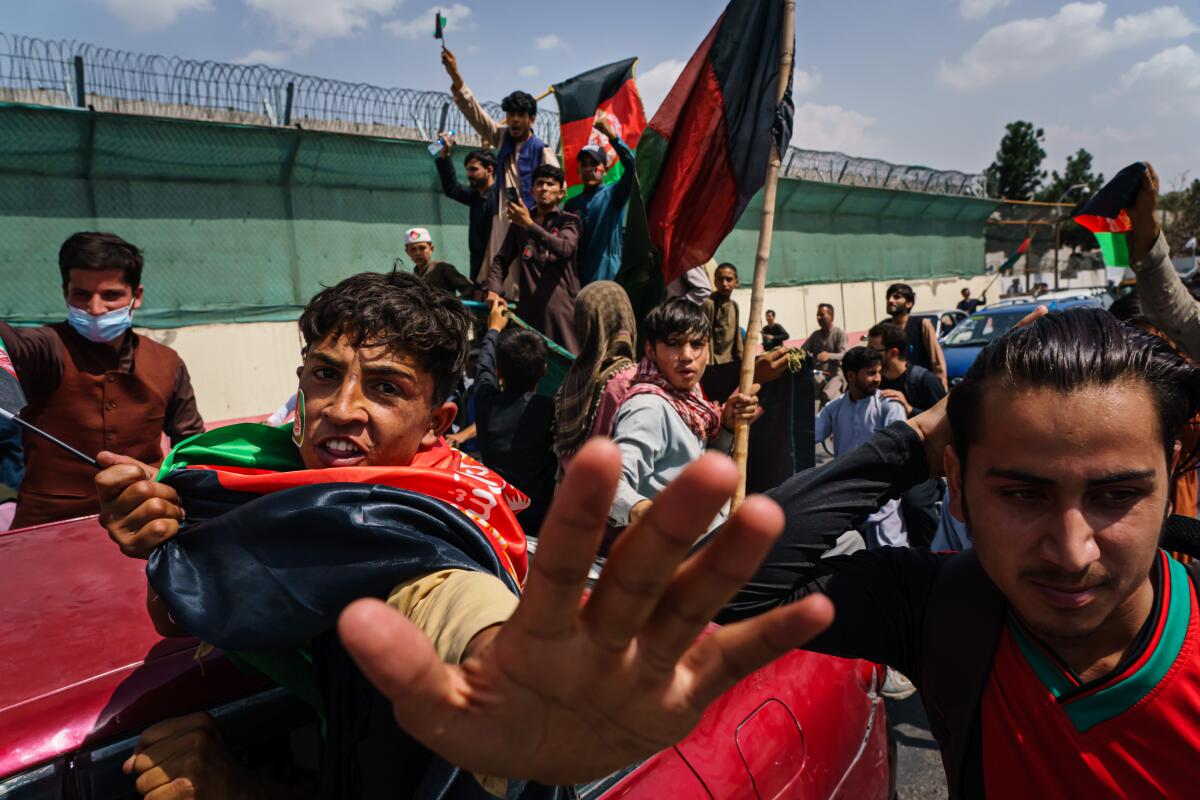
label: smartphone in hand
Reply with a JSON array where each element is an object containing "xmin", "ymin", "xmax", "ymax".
[{"xmin": 505, "ymin": 187, "xmax": 521, "ymax": 204}]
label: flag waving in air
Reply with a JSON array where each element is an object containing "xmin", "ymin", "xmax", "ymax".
[
  {"xmin": 1074, "ymin": 162, "xmax": 1147, "ymax": 268},
  {"xmin": 625, "ymin": 0, "xmax": 795, "ymax": 287},
  {"xmin": 553, "ymin": 58, "xmax": 647, "ymax": 201}
]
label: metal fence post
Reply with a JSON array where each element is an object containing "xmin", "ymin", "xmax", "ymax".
[
  {"xmin": 283, "ymin": 82, "xmax": 294, "ymax": 126},
  {"xmin": 72, "ymin": 55, "xmax": 85, "ymax": 107}
]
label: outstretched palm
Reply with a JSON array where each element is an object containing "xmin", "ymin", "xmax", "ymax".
[{"xmin": 338, "ymin": 439, "xmax": 832, "ymax": 785}]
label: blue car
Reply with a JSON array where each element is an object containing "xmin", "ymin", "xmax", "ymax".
[{"xmin": 942, "ymin": 297, "xmax": 1102, "ymax": 385}]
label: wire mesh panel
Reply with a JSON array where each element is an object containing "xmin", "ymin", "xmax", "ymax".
[{"xmin": 0, "ymin": 32, "xmax": 987, "ymax": 197}]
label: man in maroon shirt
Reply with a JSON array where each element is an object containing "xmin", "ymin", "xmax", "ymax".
[{"xmin": 1, "ymin": 232, "xmax": 203, "ymax": 528}]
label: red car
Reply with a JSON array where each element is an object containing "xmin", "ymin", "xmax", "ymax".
[{"xmin": 0, "ymin": 514, "xmax": 893, "ymax": 798}]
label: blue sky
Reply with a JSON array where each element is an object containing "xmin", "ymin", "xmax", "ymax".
[{"xmin": 6, "ymin": 0, "xmax": 1198, "ymax": 189}]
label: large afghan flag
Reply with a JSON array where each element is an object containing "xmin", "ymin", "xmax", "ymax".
[
  {"xmin": 0, "ymin": 335, "xmax": 25, "ymax": 415},
  {"xmin": 1074, "ymin": 162, "xmax": 1146, "ymax": 267},
  {"xmin": 626, "ymin": 0, "xmax": 794, "ymax": 287},
  {"xmin": 553, "ymin": 58, "xmax": 647, "ymax": 201}
]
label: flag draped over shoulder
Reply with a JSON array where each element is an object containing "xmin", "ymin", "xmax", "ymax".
[
  {"xmin": 1074, "ymin": 162, "xmax": 1146, "ymax": 268},
  {"xmin": 553, "ymin": 58, "xmax": 647, "ymax": 201},
  {"xmin": 624, "ymin": 0, "xmax": 794, "ymax": 288},
  {"xmin": 0, "ymin": 334, "xmax": 26, "ymax": 414},
  {"xmin": 148, "ymin": 423, "xmax": 530, "ymax": 651}
]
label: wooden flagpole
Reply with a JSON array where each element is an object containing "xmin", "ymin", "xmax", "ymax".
[{"xmin": 732, "ymin": 0, "xmax": 796, "ymax": 509}]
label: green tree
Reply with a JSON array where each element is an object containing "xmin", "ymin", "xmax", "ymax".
[
  {"xmin": 1037, "ymin": 148, "xmax": 1106, "ymax": 252},
  {"xmin": 1036, "ymin": 148, "xmax": 1104, "ymax": 202},
  {"xmin": 985, "ymin": 121, "xmax": 1046, "ymax": 199}
]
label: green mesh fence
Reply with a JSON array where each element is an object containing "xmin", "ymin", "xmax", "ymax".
[{"xmin": 0, "ymin": 102, "xmax": 998, "ymax": 328}]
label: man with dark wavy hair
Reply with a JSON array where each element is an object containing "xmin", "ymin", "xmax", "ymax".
[{"xmin": 724, "ymin": 307, "xmax": 1200, "ymax": 798}]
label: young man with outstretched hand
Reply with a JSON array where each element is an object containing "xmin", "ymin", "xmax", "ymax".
[{"xmin": 96, "ymin": 272, "xmax": 829, "ymax": 797}]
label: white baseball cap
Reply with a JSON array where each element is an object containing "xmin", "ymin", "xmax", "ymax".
[{"xmin": 405, "ymin": 227, "xmax": 433, "ymax": 245}]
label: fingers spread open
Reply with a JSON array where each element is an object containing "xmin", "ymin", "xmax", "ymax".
[
  {"xmin": 683, "ymin": 594, "xmax": 834, "ymax": 709},
  {"xmin": 338, "ymin": 598, "xmax": 460, "ymax": 731},
  {"xmin": 582, "ymin": 453, "xmax": 738, "ymax": 652},
  {"xmin": 512, "ymin": 439, "xmax": 620, "ymax": 639},
  {"xmin": 637, "ymin": 495, "xmax": 784, "ymax": 672}
]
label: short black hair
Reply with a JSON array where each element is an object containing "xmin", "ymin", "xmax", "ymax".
[
  {"xmin": 532, "ymin": 163, "xmax": 565, "ymax": 186},
  {"xmin": 842, "ymin": 345, "xmax": 882, "ymax": 375},
  {"xmin": 644, "ymin": 298, "xmax": 711, "ymax": 346},
  {"xmin": 716, "ymin": 262, "xmax": 738, "ymax": 279},
  {"xmin": 464, "ymin": 149, "xmax": 496, "ymax": 171},
  {"xmin": 961, "ymin": 287, "xmax": 970, "ymax": 295},
  {"xmin": 886, "ymin": 283, "xmax": 915, "ymax": 305},
  {"xmin": 868, "ymin": 322, "xmax": 907, "ymax": 354},
  {"xmin": 298, "ymin": 271, "xmax": 470, "ymax": 406},
  {"xmin": 817, "ymin": 302, "xmax": 835, "ymax": 315},
  {"xmin": 947, "ymin": 307, "xmax": 1200, "ymax": 471},
  {"xmin": 501, "ymin": 91, "xmax": 537, "ymax": 117},
  {"xmin": 58, "ymin": 232, "xmax": 143, "ymax": 289},
  {"xmin": 1108, "ymin": 292, "xmax": 1153, "ymax": 329},
  {"xmin": 766, "ymin": 309, "xmax": 776, "ymax": 316},
  {"xmin": 495, "ymin": 328, "xmax": 547, "ymax": 394}
]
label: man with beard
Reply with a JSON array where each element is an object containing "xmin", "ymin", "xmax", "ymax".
[
  {"xmin": 881, "ymin": 282, "xmax": 947, "ymax": 389},
  {"xmin": 435, "ymin": 136, "xmax": 497, "ymax": 285},
  {"xmin": 564, "ymin": 118, "xmax": 635, "ymax": 286}
]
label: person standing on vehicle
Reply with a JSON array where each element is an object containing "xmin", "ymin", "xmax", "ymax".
[
  {"xmin": 869, "ymin": 322, "xmax": 946, "ymax": 548},
  {"xmin": 442, "ymin": 48, "xmax": 559, "ymax": 291},
  {"xmin": 814, "ymin": 346, "xmax": 907, "ymax": 548},
  {"xmin": 1, "ymin": 232, "xmax": 203, "ymax": 529},
  {"xmin": 434, "ymin": 136, "xmax": 497, "ymax": 285},
  {"xmin": 564, "ymin": 118, "xmax": 636, "ymax": 286},
  {"xmin": 801, "ymin": 303, "xmax": 848, "ymax": 406},
  {"xmin": 882, "ymin": 282, "xmax": 948, "ymax": 389}
]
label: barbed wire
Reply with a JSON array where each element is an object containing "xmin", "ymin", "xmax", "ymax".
[{"xmin": 0, "ymin": 32, "xmax": 987, "ymax": 197}]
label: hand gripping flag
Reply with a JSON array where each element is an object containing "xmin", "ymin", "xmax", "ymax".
[
  {"xmin": 0, "ymin": 335, "xmax": 26, "ymax": 417},
  {"xmin": 1074, "ymin": 162, "xmax": 1147, "ymax": 268},
  {"xmin": 553, "ymin": 58, "xmax": 647, "ymax": 201}
]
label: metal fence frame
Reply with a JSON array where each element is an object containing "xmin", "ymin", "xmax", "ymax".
[{"xmin": 0, "ymin": 32, "xmax": 987, "ymax": 197}]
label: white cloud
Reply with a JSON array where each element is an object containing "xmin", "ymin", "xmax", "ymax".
[
  {"xmin": 518, "ymin": 65, "xmax": 539, "ymax": 78},
  {"xmin": 958, "ymin": 0, "xmax": 1010, "ymax": 20},
  {"xmin": 637, "ymin": 58, "xmax": 687, "ymax": 118},
  {"xmin": 245, "ymin": 0, "xmax": 403, "ymax": 48},
  {"xmin": 233, "ymin": 48, "xmax": 291, "ymax": 66},
  {"xmin": 536, "ymin": 34, "xmax": 563, "ymax": 50},
  {"xmin": 1116, "ymin": 44, "xmax": 1200, "ymax": 93},
  {"xmin": 384, "ymin": 4, "xmax": 474, "ymax": 40},
  {"xmin": 102, "ymin": 0, "xmax": 211, "ymax": 32},
  {"xmin": 790, "ymin": 102, "xmax": 883, "ymax": 155},
  {"xmin": 794, "ymin": 67, "xmax": 821, "ymax": 95},
  {"xmin": 938, "ymin": 2, "xmax": 1198, "ymax": 89}
]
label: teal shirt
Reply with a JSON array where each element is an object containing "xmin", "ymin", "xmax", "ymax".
[{"xmin": 564, "ymin": 137, "xmax": 636, "ymax": 285}]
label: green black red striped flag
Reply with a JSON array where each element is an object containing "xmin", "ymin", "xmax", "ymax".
[
  {"xmin": 625, "ymin": 0, "xmax": 794, "ymax": 286},
  {"xmin": 552, "ymin": 58, "xmax": 647, "ymax": 201},
  {"xmin": 0, "ymin": 334, "xmax": 25, "ymax": 415},
  {"xmin": 1074, "ymin": 162, "xmax": 1146, "ymax": 267}
]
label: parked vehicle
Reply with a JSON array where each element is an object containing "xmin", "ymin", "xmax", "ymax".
[
  {"xmin": 942, "ymin": 297, "xmax": 1102, "ymax": 384},
  {"xmin": 911, "ymin": 309, "xmax": 967, "ymax": 342},
  {"xmin": 1, "ymin": 513, "xmax": 894, "ymax": 799}
]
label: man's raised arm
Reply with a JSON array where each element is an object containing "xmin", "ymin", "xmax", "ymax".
[{"xmin": 441, "ymin": 48, "xmax": 502, "ymax": 148}]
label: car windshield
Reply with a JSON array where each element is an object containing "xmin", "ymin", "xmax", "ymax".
[{"xmin": 942, "ymin": 311, "xmax": 1027, "ymax": 347}]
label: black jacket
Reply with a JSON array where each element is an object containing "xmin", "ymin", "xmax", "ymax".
[{"xmin": 436, "ymin": 155, "xmax": 496, "ymax": 281}]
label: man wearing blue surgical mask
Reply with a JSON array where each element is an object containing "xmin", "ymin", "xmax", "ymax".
[{"xmin": 0, "ymin": 232, "xmax": 204, "ymax": 528}]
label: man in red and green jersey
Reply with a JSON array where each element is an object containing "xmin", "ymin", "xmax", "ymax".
[{"xmin": 723, "ymin": 306, "xmax": 1200, "ymax": 798}]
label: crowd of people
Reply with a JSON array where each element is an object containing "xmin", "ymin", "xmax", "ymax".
[{"xmin": 3, "ymin": 53, "xmax": 1199, "ymax": 797}]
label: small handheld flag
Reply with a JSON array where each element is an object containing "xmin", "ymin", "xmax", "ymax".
[
  {"xmin": 0, "ymin": 335, "xmax": 97, "ymax": 468},
  {"xmin": 434, "ymin": 11, "xmax": 447, "ymax": 41},
  {"xmin": 1074, "ymin": 162, "xmax": 1146, "ymax": 268}
]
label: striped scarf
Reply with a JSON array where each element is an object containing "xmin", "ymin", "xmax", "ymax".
[{"xmin": 625, "ymin": 356, "xmax": 722, "ymax": 441}]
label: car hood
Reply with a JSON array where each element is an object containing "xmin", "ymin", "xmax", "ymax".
[
  {"xmin": 0, "ymin": 516, "xmax": 261, "ymax": 777},
  {"xmin": 943, "ymin": 344, "xmax": 982, "ymax": 380}
]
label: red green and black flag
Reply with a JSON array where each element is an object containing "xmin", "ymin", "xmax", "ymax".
[
  {"xmin": 997, "ymin": 237, "xmax": 1031, "ymax": 273},
  {"xmin": 619, "ymin": 0, "xmax": 794, "ymax": 322},
  {"xmin": 552, "ymin": 58, "xmax": 647, "ymax": 201},
  {"xmin": 434, "ymin": 10, "xmax": 448, "ymax": 40},
  {"xmin": 1074, "ymin": 162, "xmax": 1146, "ymax": 267}
]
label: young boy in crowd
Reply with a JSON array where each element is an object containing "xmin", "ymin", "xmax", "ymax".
[
  {"xmin": 609, "ymin": 298, "xmax": 759, "ymax": 535},
  {"xmin": 474, "ymin": 298, "xmax": 557, "ymax": 536},
  {"xmin": 703, "ymin": 262, "xmax": 743, "ymax": 365}
]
